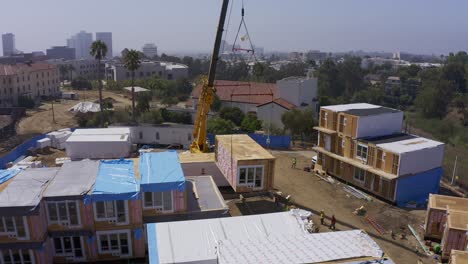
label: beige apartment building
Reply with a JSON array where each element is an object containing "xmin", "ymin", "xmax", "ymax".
[{"xmin": 0, "ymin": 63, "xmax": 60, "ymax": 107}]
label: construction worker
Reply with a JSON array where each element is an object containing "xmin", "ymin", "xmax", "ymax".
[
  {"xmin": 330, "ymin": 215, "xmax": 336, "ymax": 230},
  {"xmin": 291, "ymin": 157, "xmax": 297, "ymax": 168},
  {"xmin": 320, "ymin": 210, "xmax": 325, "ymax": 225}
]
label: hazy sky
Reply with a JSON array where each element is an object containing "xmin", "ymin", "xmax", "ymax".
[{"xmin": 1, "ymin": 0, "xmax": 468, "ymax": 55}]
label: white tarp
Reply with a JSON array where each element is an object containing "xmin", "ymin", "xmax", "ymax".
[
  {"xmin": 218, "ymin": 230, "xmax": 383, "ymax": 264},
  {"xmin": 69, "ymin": 102, "xmax": 101, "ymax": 113},
  {"xmin": 149, "ymin": 211, "xmax": 385, "ymax": 264}
]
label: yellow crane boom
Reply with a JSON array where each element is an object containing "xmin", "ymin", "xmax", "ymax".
[{"xmin": 190, "ymin": 0, "xmax": 230, "ymax": 153}]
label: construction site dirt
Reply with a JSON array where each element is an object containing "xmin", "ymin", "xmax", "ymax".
[{"xmin": 227, "ymin": 150, "xmax": 439, "ymax": 264}]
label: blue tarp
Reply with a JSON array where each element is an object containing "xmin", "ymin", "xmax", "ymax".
[
  {"xmin": 86, "ymin": 159, "xmax": 140, "ymax": 202},
  {"xmin": 0, "ymin": 169, "xmax": 21, "ymax": 185},
  {"xmin": 147, "ymin": 223, "xmax": 159, "ymax": 264},
  {"xmin": 395, "ymin": 167, "xmax": 443, "ymax": 207},
  {"xmin": 0, "ymin": 134, "xmax": 46, "ymax": 169},
  {"xmin": 139, "ymin": 151, "xmax": 185, "ymax": 192}
]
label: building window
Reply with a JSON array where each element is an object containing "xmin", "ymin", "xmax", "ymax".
[
  {"xmin": 143, "ymin": 191, "xmax": 173, "ymax": 212},
  {"xmin": 139, "ymin": 72, "xmax": 144, "ymax": 77},
  {"xmin": 46, "ymin": 201, "xmax": 81, "ymax": 227},
  {"xmin": 238, "ymin": 166, "xmax": 264, "ymax": 189},
  {"xmin": 0, "ymin": 216, "xmax": 29, "ymax": 239},
  {"xmin": 97, "ymin": 230, "xmax": 132, "ymax": 257},
  {"xmin": 53, "ymin": 236, "xmax": 84, "ymax": 259},
  {"xmin": 187, "ymin": 133, "xmax": 191, "ymax": 141},
  {"xmin": 94, "ymin": 200, "xmax": 128, "ymax": 224},
  {"xmin": 353, "ymin": 167, "xmax": 365, "ymax": 184},
  {"xmin": 139, "ymin": 131, "xmax": 143, "ymax": 139},
  {"xmin": 156, "ymin": 132, "xmax": 160, "ymax": 140},
  {"xmin": 356, "ymin": 144, "xmax": 368, "ymax": 161},
  {"xmin": 0, "ymin": 249, "xmax": 34, "ymax": 264}
]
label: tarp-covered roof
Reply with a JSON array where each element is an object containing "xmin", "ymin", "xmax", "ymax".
[
  {"xmin": 139, "ymin": 152, "xmax": 185, "ymax": 192},
  {"xmin": 44, "ymin": 160, "xmax": 100, "ymax": 199},
  {"xmin": 147, "ymin": 212, "xmax": 386, "ymax": 264},
  {"xmin": 0, "ymin": 168, "xmax": 59, "ymax": 215},
  {"xmin": 86, "ymin": 159, "xmax": 140, "ymax": 202},
  {"xmin": 0, "ymin": 169, "xmax": 21, "ymax": 185}
]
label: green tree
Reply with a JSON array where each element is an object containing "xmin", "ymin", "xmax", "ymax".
[
  {"xmin": 136, "ymin": 92, "xmax": 151, "ymax": 113},
  {"xmin": 59, "ymin": 65, "xmax": 69, "ymax": 82},
  {"xmin": 138, "ymin": 110, "xmax": 163, "ymax": 124},
  {"xmin": 207, "ymin": 117, "xmax": 235, "ymax": 134},
  {"xmin": 123, "ymin": 49, "xmax": 142, "ymax": 122},
  {"xmin": 415, "ymin": 79, "xmax": 455, "ymax": 118},
  {"xmin": 90, "ymin": 40, "xmax": 108, "ymax": 123},
  {"xmin": 212, "ymin": 94, "xmax": 222, "ymax": 112},
  {"xmin": 240, "ymin": 114, "xmax": 262, "ymax": 133},
  {"xmin": 219, "ymin": 106, "xmax": 245, "ymax": 126},
  {"xmin": 316, "ymin": 59, "xmax": 342, "ymax": 98},
  {"xmin": 281, "ymin": 108, "xmax": 317, "ymax": 141},
  {"xmin": 68, "ymin": 64, "xmax": 75, "ymax": 82}
]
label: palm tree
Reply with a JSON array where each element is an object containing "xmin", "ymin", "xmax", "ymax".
[
  {"xmin": 58, "ymin": 65, "xmax": 68, "ymax": 83},
  {"xmin": 123, "ymin": 49, "xmax": 141, "ymax": 122},
  {"xmin": 67, "ymin": 64, "xmax": 75, "ymax": 82},
  {"xmin": 90, "ymin": 40, "xmax": 108, "ymax": 122}
]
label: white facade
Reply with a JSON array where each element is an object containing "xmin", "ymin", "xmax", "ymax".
[
  {"xmin": 356, "ymin": 111, "xmax": 404, "ymax": 138},
  {"xmin": 129, "ymin": 124, "xmax": 194, "ymax": 149},
  {"xmin": 257, "ymin": 102, "xmax": 289, "ymax": 128},
  {"xmin": 0, "ymin": 63, "xmax": 60, "ymax": 107},
  {"xmin": 65, "ymin": 128, "xmax": 131, "ymax": 160},
  {"xmin": 67, "ymin": 31, "xmax": 93, "ymax": 59},
  {"xmin": 106, "ymin": 61, "xmax": 188, "ymax": 81},
  {"xmin": 142, "ymin": 43, "xmax": 158, "ymax": 58},
  {"xmin": 377, "ymin": 137, "xmax": 445, "ymax": 176},
  {"xmin": 276, "ymin": 77, "xmax": 318, "ymax": 108},
  {"xmin": 49, "ymin": 59, "xmax": 104, "ymax": 80},
  {"xmin": 95, "ymin": 32, "xmax": 113, "ymax": 59},
  {"xmin": 2, "ymin": 33, "xmax": 16, "ymax": 56}
]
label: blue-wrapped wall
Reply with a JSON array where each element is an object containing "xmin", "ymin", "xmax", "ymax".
[{"xmin": 395, "ymin": 167, "xmax": 443, "ymax": 207}]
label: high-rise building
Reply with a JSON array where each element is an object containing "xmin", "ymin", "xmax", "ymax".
[
  {"xmin": 2, "ymin": 33, "xmax": 16, "ymax": 56},
  {"xmin": 142, "ymin": 43, "xmax": 158, "ymax": 58},
  {"xmin": 95, "ymin": 32, "xmax": 113, "ymax": 59},
  {"xmin": 46, "ymin": 46, "xmax": 76, "ymax": 60},
  {"xmin": 67, "ymin": 31, "xmax": 93, "ymax": 59}
]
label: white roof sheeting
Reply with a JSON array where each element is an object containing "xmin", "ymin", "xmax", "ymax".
[
  {"xmin": 66, "ymin": 134, "xmax": 129, "ymax": 143},
  {"xmin": 218, "ymin": 230, "xmax": 383, "ymax": 264},
  {"xmin": 377, "ymin": 137, "xmax": 444, "ymax": 154},
  {"xmin": 69, "ymin": 102, "xmax": 100, "ymax": 113},
  {"xmin": 72, "ymin": 127, "xmax": 130, "ymax": 135},
  {"xmin": 148, "ymin": 211, "xmax": 385, "ymax": 264},
  {"xmin": 321, "ymin": 103, "xmax": 380, "ymax": 112},
  {"xmin": 124, "ymin": 86, "xmax": 149, "ymax": 93}
]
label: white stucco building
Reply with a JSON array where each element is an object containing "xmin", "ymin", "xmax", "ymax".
[{"xmin": 105, "ymin": 61, "xmax": 188, "ymax": 81}]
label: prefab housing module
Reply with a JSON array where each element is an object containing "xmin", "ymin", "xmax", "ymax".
[
  {"xmin": 424, "ymin": 194, "xmax": 468, "ymax": 240},
  {"xmin": 441, "ymin": 210, "xmax": 468, "ymax": 259},
  {"xmin": 449, "ymin": 250, "xmax": 468, "ymax": 264},
  {"xmin": 215, "ymin": 135, "xmax": 275, "ymax": 192},
  {"xmin": 65, "ymin": 128, "xmax": 131, "ymax": 160}
]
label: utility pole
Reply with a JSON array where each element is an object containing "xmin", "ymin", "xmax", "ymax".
[
  {"xmin": 451, "ymin": 156, "xmax": 458, "ymax": 185},
  {"xmin": 51, "ymin": 101, "xmax": 56, "ymax": 123}
]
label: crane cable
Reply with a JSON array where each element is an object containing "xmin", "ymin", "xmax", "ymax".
[
  {"xmin": 232, "ymin": 0, "xmax": 257, "ymax": 62},
  {"xmin": 221, "ymin": 0, "xmax": 235, "ymax": 54}
]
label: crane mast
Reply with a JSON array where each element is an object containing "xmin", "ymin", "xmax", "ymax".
[{"xmin": 190, "ymin": 0, "xmax": 230, "ymax": 153}]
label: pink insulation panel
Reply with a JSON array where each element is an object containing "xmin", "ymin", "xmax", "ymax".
[
  {"xmin": 215, "ymin": 141, "xmax": 237, "ymax": 190},
  {"xmin": 129, "ymin": 199, "xmax": 143, "ymax": 225},
  {"xmin": 174, "ymin": 190, "xmax": 186, "ymax": 212}
]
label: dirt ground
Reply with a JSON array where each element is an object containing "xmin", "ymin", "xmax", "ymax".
[
  {"xmin": 17, "ymin": 90, "xmax": 132, "ymax": 135},
  {"xmin": 227, "ymin": 150, "xmax": 439, "ymax": 264}
]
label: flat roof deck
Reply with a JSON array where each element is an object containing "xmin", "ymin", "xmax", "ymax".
[
  {"xmin": 44, "ymin": 160, "xmax": 100, "ymax": 200},
  {"xmin": 216, "ymin": 134, "xmax": 275, "ymax": 161},
  {"xmin": 447, "ymin": 210, "xmax": 468, "ymax": 230},
  {"xmin": 178, "ymin": 152, "xmax": 215, "ymax": 163},
  {"xmin": 428, "ymin": 194, "xmax": 468, "ymax": 211},
  {"xmin": 139, "ymin": 152, "xmax": 185, "ymax": 192},
  {"xmin": 0, "ymin": 168, "xmax": 59, "ymax": 215},
  {"xmin": 450, "ymin": 250, "xmax": 468, "ymax": 264},
  {"xmin": 376, "ymin": 136, "xmax": 444, "ymax": 154}
]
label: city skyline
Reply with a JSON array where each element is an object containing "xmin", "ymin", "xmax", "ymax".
[{"xmin": 1, "ymin": 0, "xmax": 468, "ymax": 55}]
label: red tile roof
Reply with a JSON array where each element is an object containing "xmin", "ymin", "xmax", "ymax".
[
  {"xmin": 0, "ymin": 63, "xmax": 56, "ymax": 76},
  {"xmin": 257, "ymin": 98, "xmax": 296, "ymax": 110},
  {"xmin": 192, "ymin": 80, "xmax": 278, "ymax": 105}
]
